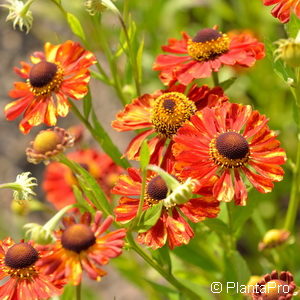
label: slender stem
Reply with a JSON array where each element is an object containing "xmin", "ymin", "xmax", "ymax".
[
  {"xmin": 284, "ymin": 118, "xmax": 300, "ymax": 231},
  {"xmin": 226, "ymin": 202, "xmax": 236, "ymax": 251},
  {"xmin": 118, "ymin": 15, "xmax": 141, "ymax": 96},
  {"xmin": 127, "ymin": 234, "xmax": 202, "ymax": 300},
  {"xmin": 284, "ymin": 68, "xmax": 300, "ymax": 231},
  {"xmin": 91, "ymin": 16, "xmax": 128, "ymax": 105},
  {"xmin": 212, "ymin": 72, "xmax": 220, "ymax": 86},
  {"xmin": 129, "ymin": 169, "xmax": 147, "ymax": 230},
  {"xmin": 70, "ymin": 103, "xmax": 130, "ymax": 169},
  {"xmin": 76, "ymin": 282, "xmax": 81, "ymax": 300}
]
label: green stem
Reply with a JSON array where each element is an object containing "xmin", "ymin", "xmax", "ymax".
[
  {"xmin": 0, "ymin": 183, "xmax": 21, "ymax": 191},
  {"xmin": 91, "ymin": 15, "xmax": 128, "ymax": 105},
  {"xmin": 76, "ymin": 282, "xmax": 81, "ymax": 300},
  {"xmin": 284, "ymin": 68, "xmax": 300, "ymax": 231},
  {"xmin": 118, "ymin": 15, "xmax": 141, "ymax": 97},
  {"xmin": 127, "ymin": 234, "xmax": 202, "ymax": 300},
  {"xmin": 70, "ymin": 103, "xmax": 130, "ymax": 169},
  {"xmin": 212, "ymin": 72, "xmax": 220, "ymax": 87},
  {"xmin": 226, "ymin": 202, "xmax": 236, "ymax": 251},
  {"xmin": 129, "ymin": 169, "xmax": 147, "ymax": 230},
  {"xmin": 284, "ymin": 119, "xmax": 300, "ymax": 231}
]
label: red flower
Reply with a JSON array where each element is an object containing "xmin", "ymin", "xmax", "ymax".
[
  {"xmin": 37, "ymin": 211, "xmax": 126, "ymax": 285},
  {"xmin": 4, "ymin": 40, "xmax": 96, "ymax": 133},
  {"xmin": 112, "ymin": 168, "xmax": 220, "ymax": 249},
  {"xmin": 112, "ymin": 84, "xmax": 227, "ymax": 164},
  {"xmin": 0, "ymin": 237, "xmax": 62, "ymax": 300},
  {"xmin": 43, "ymin": 149, "xmax": 123, "ymax": 210},
  {"xmin": 173, "ymin": 102, "xmax": 286, "ymax": 205},
  {"xmin": 263, "ymin": 0, "xmax": 300, "ymax": 23},
  {"xmin": 153, "ymin": 28, "xmax": 265, "ymax": 86}
]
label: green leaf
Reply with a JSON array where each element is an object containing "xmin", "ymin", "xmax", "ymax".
[
  {"xmin": 67, "ymin": 13, "xmax": 86, "ymax": 41},
  {"xmin": 83, "ymin": 91, "xmax": 92, "ymax": 120},
  {"xmin": 231, "ymin": 198, "xmax": 257, "ymax": 236},
  {"xmin": 151, "ymin": 245, "xmax": 172, "ymax": 273},
  {"xmin": 115, "ymin": 18, "xmax": 136, "ymax": 57},
  {"xmin": 144, "ymin": 280, "xmax": 179, "ymax": 300},
  {"xmin": 173, "ymin": 239, "xmax": 220, "ymax": 272},
  {"xmin": 265, "ymin": 37, "xmax": 294, "ymax": 82},
  {"xmin": 59, "ymin": 156, "xmax": 112, "ymax": 215},
  {"xmin": 60, "ymin": 284, "xmax": 75, "ymax": 300},
  {"xmin": 72, "ymin": 185, "xmax": 94, "ymax": 213},
  {"xmin": 91, "ymin": 111, "xmax": 130, "ymax": 168},
  {"xmin": 204, "ymin": 218, "xmax": 230, "ymax": 235},
  {"xmin": 140, "ymin": 140, "xmax": 150, "ymax": 170},
  {"xmin": 136, "ymin": 37, "xmax": 144, "ymax": 83},
  {"xmin": 148, "ymin": 165, "xmax": 179, "ymax": 190},
  {"xmin": 285, "ymin": 14, "xmax": 300, "ymax": 38},
  {"xmin": 135, "ymin": 202, "xmax": 163, "ymax": 232},
  {"xmin": 224, "ymin": 251, "xmax": 251, "ymax": 284},
  {"xmin": 179, "ymin": 279, "xmax": 215, "ymax": 300},
  {"xmin": 219, "ymin": 77, "xmax": 237, "ymax": 91}
]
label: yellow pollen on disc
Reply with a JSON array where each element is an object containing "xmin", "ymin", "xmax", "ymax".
[
  {"xmin": 33, "ymin": 131, "xmax": 61, "ymax": 154},
  {"xmin": 27, "ymin": 61, "xmax": 64, "ymax": 96},
  {"xmin": 209, "ymin": 131, "xmax": 250, "ymax": 168},
  {"xmin": 187, "ymin": 28, "xmax": 230, "ymax": 61},
  {"xmin": 151, "ymin": 92, "xmax": 196, "ymax": 138}
]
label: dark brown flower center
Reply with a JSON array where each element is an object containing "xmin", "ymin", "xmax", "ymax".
[
  {"xmin": 5, "ymin": 243, "xmax": 39, "ymax": 269},
  {"xmin": 147, "ymin": 176, "xmax": 168, "ymax": 202},
  {"xmin": 216, "ymin": 132, "xmax": 249, "ymax": 160},
  {"xmin": 162, "ymin": 99, "xmax": 176, "ymax": 112},
  {"xmin": 192, "ymin": 28, "xmax": 222, "ymax": 43},
  {"xmin": 61, "ymin": 224, "xmax": 96, "ymax": 253},
  {"xmin": 263, "ymin": 279, "xmax": 290, "ymax": 300},
  {"xmin": 29, "ymin": 61, "xmax": 58, "ymax": 88}
]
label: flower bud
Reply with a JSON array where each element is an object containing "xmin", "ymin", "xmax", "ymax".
[
  {"xmin": 24, "ymin": 223, "xmax": 54, "ymax": 245},
  {"xmin": 259, "ymin": 229, "xmax": 290, "ymax": 251},
  {"xmin": 26, "ymin": 127, "xmax": 74, "ymax": 164},
  {"xmin": 274, "ymin": 31, "xmax": 300, "ymax": 67}
]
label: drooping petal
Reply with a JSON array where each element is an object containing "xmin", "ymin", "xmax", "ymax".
[{"xmin": 213, "ymin": 170, "xmax": 235, "ymax": 202}]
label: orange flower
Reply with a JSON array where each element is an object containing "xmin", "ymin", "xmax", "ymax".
[
  {"xmin": 173, "ymin": 102, "xmax": 286, "ymax": 205},
  {"xmin": 37, "ymin": 211, "xmax": 126, "ymax": 285},
  {"xmin": 263, "ymin": 0, "xmax": 300, "ymax": 23},
  {"xmin": 4, "ymin": 40, "xmax": 96, "ymax": 134},
  {"xmin": 112, "ymin": 84, "xmax": 227, "ymax": 164},
  {"xmin": 43, "ymin": 149, "xmax": 123, "ymax": 210},
  {"xmin": 112, "ymin": 168, "xmax": 220, "ymax": 249},
  {"xmin": 0, "ymin": 237, "xmax": 62, "ymax": 300},
  {"xmin": 153, "ymin": 28, "xmax": 265, "ymax": 86}
]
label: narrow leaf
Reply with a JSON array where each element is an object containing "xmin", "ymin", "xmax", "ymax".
[
  {"xmin": 67, "ymin": 13, "xmax": 86, "ymax": 41},
  {"xmin": 136, "ymin": 202, "xmax": 163, "ymax": 232},
  {"xmin": 173, "ymin": 240, "xmax": 220, "ymax": 272},
  {"xmin": 91, "ymin": 111, "xmax": 130, "ymax": 168},
  {"xmin": 219, "ymin": 77, "xmax": 237, "ymax": 91},
  {"xmin": 83, "ymin": 91, "xmax": 92, "ymax": 120},
  {"xmin": 140, "ymin": 140, "xmax": 150, "ymax": 170},
  {"xmin": 72, "ymin": 185, "xmax": 94, "ymax": 213},
  {"xmin": 204, "ymin": 218, "xmax": 230, "ymax": 235},
  {"xmin": 136, "ymin": 37, "xmax": 144, "ymax": 83}
]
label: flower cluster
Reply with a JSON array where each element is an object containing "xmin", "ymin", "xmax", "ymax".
[
  {"xmin": 111, "ymin": 26, "xmax": 287, "ymax": 249},
  {"xmin": 0, "ymin": 3, "xmax": 295, "ymax": 297},
  {"xmin": 0, "ymin": 211, "xmax": 126, "ymax": 299}
]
